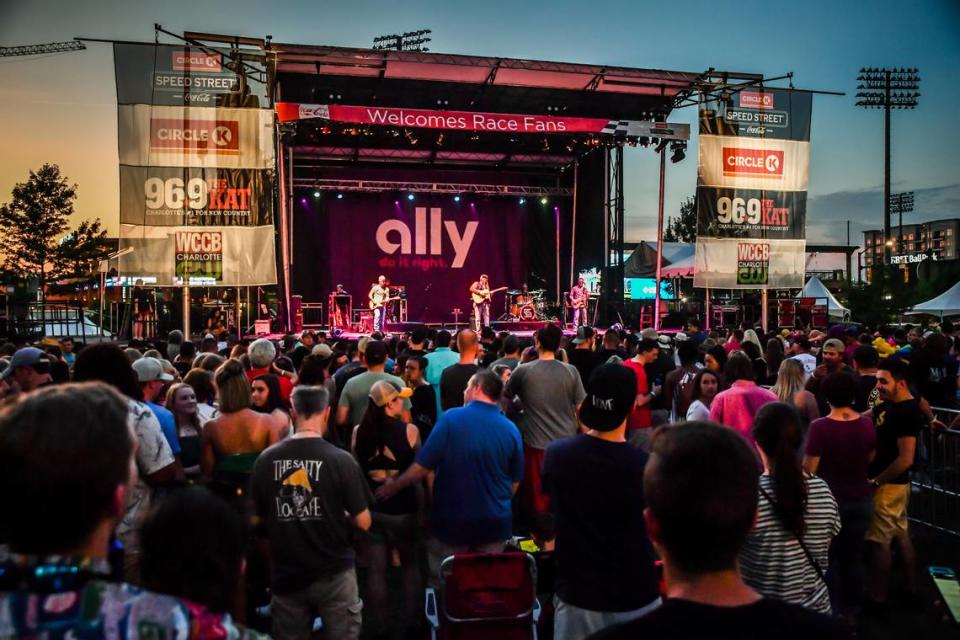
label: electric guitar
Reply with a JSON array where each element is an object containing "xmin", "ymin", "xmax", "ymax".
[
  {"xmin": 470, "ymin": 286, "xmax": 508, "ymax": 304},
  {"xmin": 569, "ymin": 289, "xmax": 588, "ymax": 309},
  {"xmin": 369, "ymin": 296, "xmax": 401, "ymax": 311}
]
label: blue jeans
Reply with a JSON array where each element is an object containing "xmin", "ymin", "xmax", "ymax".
[{"xmin": 827, "ymin": 497, "xmax": 874, "ymax": 615}]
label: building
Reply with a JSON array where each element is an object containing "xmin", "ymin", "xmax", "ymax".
[{"xmin": 862, "ymin": 218, "xmax": 959, "ymax": 282}]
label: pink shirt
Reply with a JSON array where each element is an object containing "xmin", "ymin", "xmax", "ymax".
[{"xmin": 709, "ymin": 380, "xmax": 778, "ymax": 440}]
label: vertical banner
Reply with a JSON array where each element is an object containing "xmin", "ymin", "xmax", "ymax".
[
  {"xmin": 694, "ymin": 89, "xmax": 812, "ymax": 289},
  {"xmin": 114, "ymin": 43, "xmax": 277, "ymax": 285}
]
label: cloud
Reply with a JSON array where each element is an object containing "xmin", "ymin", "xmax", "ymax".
[{"xmin": 806, "ymin": 183, "xmax": 960, "ymax": 243}]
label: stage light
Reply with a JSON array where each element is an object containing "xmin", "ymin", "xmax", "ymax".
[
  {"xmin": 540, "ymin": 197, "xmax": 548, "ymax": 205},
  {"xmin": 454, "ymin": 195, "xmax": 461, "ymax": 202},
  {"xmin": 336, "ymin": 193, "xmax": 344, "ymax": 200},
  {"xmin": 407, "ymin": 193, "xmax": 415, "ymax": 201},
  {"xmin": 313, "ymin": 191, "xmax": 321, "ymax": 198},
  {"xmin": 519, "ymin": 198, "xmax": 526, "ymax": 205}
]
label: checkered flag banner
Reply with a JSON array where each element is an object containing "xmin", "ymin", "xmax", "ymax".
[{"xmin": 600, "ymin": 120, "xmax": 632, "ymax": 136}]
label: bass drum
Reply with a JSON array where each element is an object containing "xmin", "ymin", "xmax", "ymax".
[{"xmin": 519, "ymin": 304, "xmax": 538, "ymax": 321}]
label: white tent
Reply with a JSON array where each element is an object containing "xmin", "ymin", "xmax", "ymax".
[
  {"xmin": 907, "ymin": 281, "xmax": 960, "ymax": 318},
  {"xmin": 801, "ymin": 276, "xmax": 850, "ymax": 320}
]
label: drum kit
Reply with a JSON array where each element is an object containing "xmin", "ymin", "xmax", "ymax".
[{"xmin": 504, "ymin": 289, "xmax": 547, "ymax": 321}]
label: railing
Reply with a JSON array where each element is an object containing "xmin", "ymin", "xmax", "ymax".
[
  {"xmin": 1, "ymin": 301, "xmax": 94, "ymax": 342},
  {"xmin": 909, "ymin": 407, "xmax": 960, "ymax": 537}
]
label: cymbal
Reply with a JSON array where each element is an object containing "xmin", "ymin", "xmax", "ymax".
[
  {"xmin": 506, "ymin": 289, "xmax": 523, "ymax": 295},
  {"xmin": 529, "ymin": 289, "xmax": 546, "ymax": 294}
]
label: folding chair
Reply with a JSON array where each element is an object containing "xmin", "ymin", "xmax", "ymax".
[{"xmin": 425, "ymin": 552, "xmax": 541, "ymax": 640}]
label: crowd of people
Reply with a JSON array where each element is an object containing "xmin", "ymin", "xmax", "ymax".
[{"xmin": 0, "ymin": 318, "xmax": 957, "ymax": 639}]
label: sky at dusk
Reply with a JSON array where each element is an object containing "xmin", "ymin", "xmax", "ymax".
[{"xmin": 1, "ymin": 0, "xmax": 958, "ymax": 273}]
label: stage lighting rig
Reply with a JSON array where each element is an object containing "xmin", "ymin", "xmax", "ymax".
[
  {"xmin": 670, "ymin": 141, "xmax": 687, "ymax": 163},
  {"xmin": 855, "ymin": 67, "xmax": 920, "ymax": 267}
]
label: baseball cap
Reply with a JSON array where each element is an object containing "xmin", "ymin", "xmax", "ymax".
[
  {"xmin": 657, "ymin": 335, "xmax": 673, "ymax": 349},
  {"xmin": 578, "ymin": 363, "xmax": 637, "ymax": 432},
  {"xmin": 357, "ymin": 336, "xmax": 372, "ymax": 354},
  {"xmin": 808, "ymin": 330, "xmax": 826, "ymax": 342},
  {"xmin": 0, "ymin": 347, "xmax": 50, "ymax": 379},
  {"xmin": 311, "ymin": 343, "xmax": 334, "ymax": 358},
  {"xmin": 674, "ymin": 332, "xmax": 689, "ymax": 342},
  {"xmin": 369, "ymin": 380, "xmax": 413, "ymax": 407},
  {"xmin": 822, "ymin": 338, "xmax": 845, "ymax": 353},
  {"xmin": 640, "ymin": 327, "xmax": 659, "ymax": 340},
  {"xmin": 132, "ymin": 357, "xmax": 174, "ymax": 383},
  {"xmin": 572, "ymin": 326, "xmax": 595, "ymax": 345}
]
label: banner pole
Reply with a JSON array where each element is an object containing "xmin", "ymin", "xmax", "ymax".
[
  {"xmin": 654, "ymin": 146, "xmax": 666, "ymax": 330},
  {"xmin": 705, "ymin": 286, "xmax": 711, "ymax": 331},
  {"xmin": 570, "ymin": 159, "xmax": 578, "ymax": 294},
  {"xmin": 182, "ymin": 285, "xmax": 190, "ymax": 338},
  {"xmin": 761, "ymin": 288, "xmax": 768, "ymax": 333}
]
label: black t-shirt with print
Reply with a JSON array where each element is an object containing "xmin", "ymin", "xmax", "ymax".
[
  {"xmin": 590, "ymin": 597, "xmax": 849, "ymax": 640},
  {"xmin": 253, "ymin": 436, "xmax": 371, "ymax": 593},
  {"xmin": 869, "ymin": 399, "xmax": 923, "ymax": 484},
  {"xmin": 854, "ymin": 373, "xmax": 879, "ymax": 413}
]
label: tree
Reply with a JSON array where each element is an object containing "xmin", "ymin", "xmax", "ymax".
[
  {"xmin": 0, "ymin": 164, "xmax": 112, "ymax": 301},
  {"xmin": 662, "ymin": 195, "xmax": 697, "ymax": 243},
  {"xmin": 55, "ymin": 219, "xmax": 113, "ymax": 281}
]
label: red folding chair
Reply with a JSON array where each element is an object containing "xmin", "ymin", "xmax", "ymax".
[{"xmin": 425, "ymin": 552, "xmax": 542, "ymax": 640}]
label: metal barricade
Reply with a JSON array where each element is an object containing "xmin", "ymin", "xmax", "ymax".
[{"xmin": 909, "ymin": 407, "xmax": 960, "ymax": 537}]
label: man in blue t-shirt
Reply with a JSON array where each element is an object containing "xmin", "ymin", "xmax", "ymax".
[
  {"xmin": 543, "ymin": 363, "xmax": 662, "ymax": 639},
  {"xmin": 132, "ymin": 356, "xmax": 181, "ymax": 456},
  {"xmin": 377, "ymin": 369, "xmax": 523, "ymax": 584}
]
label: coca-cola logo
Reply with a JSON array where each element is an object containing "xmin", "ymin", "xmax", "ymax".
[
  {"xmin": 739, "ymin": 91, "xmax": 774, "ymax": 109},
  {"xmin": 722, "ymin": 148, "xmax": 784, "ymax": 178},
  {"xmin": 173, "ymin": 51, "xmax": 222, "ymax": 72}
]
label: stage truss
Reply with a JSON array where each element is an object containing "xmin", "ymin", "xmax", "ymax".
[{"xmin": 291, "ymin": 178, "xmax": 572, "ymax": 197}]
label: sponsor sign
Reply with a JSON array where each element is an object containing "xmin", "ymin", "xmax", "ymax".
[
  {"xmin": 149, "ymin": 118, "xmax": 239, "ymax": 155},
  {"xmin": 114, "ymin": 43, "xmax": 255, "ymax": 108},
  {"xmin": 120, "ymin": 167, "xmax": 273, "ymax": 227},
  {"xmin": 736, "ymin": 242, "xmax": 770, "ymax": 285},
  {"xmin": 699, "ymin": 135, "xmax": 809, "ymax": 191},
  {"xmin": 700, "ymin": 88, "xmax": 811, "ymax": 141},
  {"xmin": 118, "ymin": 225, "xmax": 277, "ymax": 285},
  {"xmin": 175, "ymin": 231, "xmax": 223, "ymax": 281},
  {"xmin": 118, "ymin": 105, "xmax": 274, "ymax": 169},
  {"xmin": 696, "ymin": 188, "xmax": 805, "ymax": 240},
  {"xmin": 739, "ymin": 91, "xmax": 774, "ymax": 109},
  {"xmin": 172, "ymin": 51, "xmax": 222, "ymax": 72},
  {"xmin": 693, "ymin": 238, "xmax": 806, "ymax": 289},
  {"xmin": 694, "ymin": 90, "xmax": 812, "ymax": 289},
  {"xmin": 722, "ymin": 147, "xmax": 784, "ymax": 178}
]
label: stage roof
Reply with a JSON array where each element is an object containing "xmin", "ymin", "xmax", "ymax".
[{"xmin": 271, "ymin": 44, "xmax": 704, "ymax": 169}]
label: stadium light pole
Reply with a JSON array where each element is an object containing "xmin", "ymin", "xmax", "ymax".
[{"xmin": 855, "ymin": 68, "xmax": 920, "ymax": 271}]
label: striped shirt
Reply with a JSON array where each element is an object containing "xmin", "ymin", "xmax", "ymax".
[{"xmin": 740, "ymin": 474, "xmax": 840, "ymax": 614}]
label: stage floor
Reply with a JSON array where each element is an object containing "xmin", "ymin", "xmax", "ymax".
[{"xmin": 255, "ymin": 328, "xmax": 579, "ymax": 341}]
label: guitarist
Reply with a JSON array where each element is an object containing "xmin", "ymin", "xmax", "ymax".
[
  {"xmin": 368, "ymin": 275, "xmax": 392, "ymax": 333},
  {"xmin": 469, "ymin": 274, "xmax": 500, "ymax": 332},
  {"xmin": 569, "ymin": 276, "xmax": 589, "ymax": 327}
]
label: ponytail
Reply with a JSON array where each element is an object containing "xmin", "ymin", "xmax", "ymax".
[
  {"xmin": 355, "ymin": 397, "xmax": 390, "ymax": 462},
  {"xmin": 752, "ymin": 402, "xmax": 807, "ymax": 537}
]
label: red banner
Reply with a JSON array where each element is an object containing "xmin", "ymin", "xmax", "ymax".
[{"xmin": 276, "ymin": 102, "xmax": 615, "ymax": 134}]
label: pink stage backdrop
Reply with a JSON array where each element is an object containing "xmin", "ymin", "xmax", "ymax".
[{"xmin": 293, "ymin": 193, "xmax": 529, "ymax": 322}]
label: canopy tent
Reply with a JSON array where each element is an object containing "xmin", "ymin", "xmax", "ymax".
[
  {"xmin": 906, "ymin": 280, "xmax": 960, "ymax": 318},
  {"xmin": 801, "ymin": 276, "xmax": 850, "ymax": 320},
  {"xmin": 624, "ymin": 241, "xmax": 695, "ymax": 278}
]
